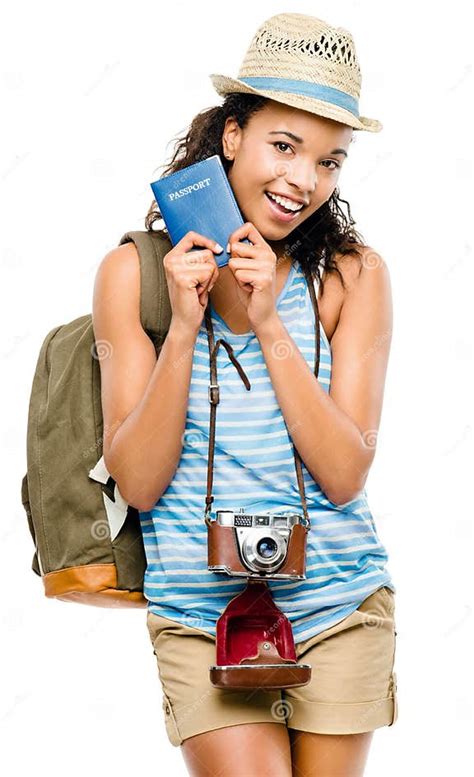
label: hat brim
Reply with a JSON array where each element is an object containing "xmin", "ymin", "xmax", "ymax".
[{"xmin": 209, "ymin": 73, "xmax": 382, "ymax": 133}]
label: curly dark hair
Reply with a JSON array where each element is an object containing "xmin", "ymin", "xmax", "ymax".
[{"xmin": 145, "ymin": 93, "xmax": 367, "ymax": 295}]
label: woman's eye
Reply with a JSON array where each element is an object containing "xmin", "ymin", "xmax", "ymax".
[
  {"xmin": 272, "ymin": 142, "xmax": 340, "ymax": 171},
  {"xmin": 321, "ymin": 160, "xmax": 341, "ymax": 170},
  {"xmin": 272, "ymin": 141, "xmax": 293, "ymax": 154}
]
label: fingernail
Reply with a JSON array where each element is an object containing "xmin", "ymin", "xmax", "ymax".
[
  {"xmin": 214, "ymin": 243, "xmax": 224, "ymax": 253},
  {"xmin": 209, "ymin": 283, "xmax": 215, "ymax": 291},
  {"xmin": 226, "ymin": 242, "xmax": 230, "ymax": 253}
]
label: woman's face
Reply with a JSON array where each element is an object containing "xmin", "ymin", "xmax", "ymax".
[{"xmin": 222, "ymin": 100, "xmax": 353, "ymax": 246}]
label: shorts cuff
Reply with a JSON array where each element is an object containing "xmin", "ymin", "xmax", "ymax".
[
  {"xmin": 286, "ymin": 694, "xmax": 397, "ymax": 735},
  {"xmin": 169, "ymin": 690, "xmax": 284, "ymax": 747}
]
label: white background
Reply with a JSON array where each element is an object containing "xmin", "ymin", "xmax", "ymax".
[{"xmin": 1, "ymin": 1, "xmax": 472, "ymax": 774}]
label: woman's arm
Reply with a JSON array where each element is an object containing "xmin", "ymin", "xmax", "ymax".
[
  {"xmin": 254, "ymin": 248, "xmax": 393, "ymax": 506},
  {"xmin": 92, "ymin": 243, "xmax": 198, "ymax": 512}
]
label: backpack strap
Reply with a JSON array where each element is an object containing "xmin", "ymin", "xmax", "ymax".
[{"xmin": 118, "ymin": 229, "xmax": 173, "ymax": 355}]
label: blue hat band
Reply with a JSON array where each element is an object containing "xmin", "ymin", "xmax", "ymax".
[{"xmin": 238, "ymin": 76, "xmax": 359, "ymax": 118}]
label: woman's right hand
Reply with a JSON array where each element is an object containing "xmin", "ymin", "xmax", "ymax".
[{"xmin": 163, "ymin": 231, "xmax": 223, "ymax": 334}]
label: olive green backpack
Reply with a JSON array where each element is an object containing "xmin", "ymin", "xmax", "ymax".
[{"xmin": 20, "ymin": 229, "xmax": 173, "ymax": 608}]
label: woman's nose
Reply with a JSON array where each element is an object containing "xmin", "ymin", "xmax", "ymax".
[{"xmin": 284, "ymin": 164, "xmax": 317, "ymax": 197}]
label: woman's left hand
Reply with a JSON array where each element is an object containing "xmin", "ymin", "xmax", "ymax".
[{"xmin": 227, "ymin": 222, "xmax": 281, "ymax": 332}]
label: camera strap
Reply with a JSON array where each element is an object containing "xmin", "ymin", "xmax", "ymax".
[{"xmin": 202, "ymin": 264, "xmax": 321, "ymax": 532}]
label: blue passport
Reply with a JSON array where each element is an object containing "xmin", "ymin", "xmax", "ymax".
[{"xmin": 150, "ymin": 154, "xmax": 251, "ymax": 268}]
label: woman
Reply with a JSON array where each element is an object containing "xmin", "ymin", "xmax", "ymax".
[{"xmin": 93, "ymin": 13, "xmax": 397, "ymax": 776}]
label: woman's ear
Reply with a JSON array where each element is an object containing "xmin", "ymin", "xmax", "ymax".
[{"xmin": 222, "ymin": 117, "xmax": 241, "ymax": 160}]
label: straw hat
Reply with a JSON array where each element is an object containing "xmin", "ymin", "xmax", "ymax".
[{"xmin": 209, "ymin": 12, "xmax": 382, "ymax": 133}]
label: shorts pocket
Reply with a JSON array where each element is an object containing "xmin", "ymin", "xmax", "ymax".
[
  {"xmin": 162, "ymin": 692, "xmax": 183, "ymax": 747},
  {"xmin": 379, "ymin": 585, "xmax": 396, "ymax": 616},
  {"xmin": 356, "ymin": 586, "xmax": 395, "ymax": 620}
]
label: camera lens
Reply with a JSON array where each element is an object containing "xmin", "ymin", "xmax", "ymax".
[{"xmin": 256, "ymin": 537, "xmax": 278, "ymax": 559}]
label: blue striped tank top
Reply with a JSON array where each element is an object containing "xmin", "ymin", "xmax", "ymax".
[{"xmin": 139, "ymin": 259, "xmax": 395, "ymax": 643}]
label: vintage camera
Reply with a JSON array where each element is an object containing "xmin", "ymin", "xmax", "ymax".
[{"xmin": 207, "ymin": 507, "xmax": 309, "ymax": 580}]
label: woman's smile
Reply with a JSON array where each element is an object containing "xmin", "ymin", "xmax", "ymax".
[{"xmin": 263, "ymin": 190, "xmax": 307, "ymax": 223}]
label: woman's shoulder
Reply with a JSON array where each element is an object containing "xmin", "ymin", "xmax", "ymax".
[
  {"xmin": 92, "ymin": 241, "xmax": 143, "ymax": 333},
  {"xmin": 330, "ymin": 244, "xmax": 390, "ymax": 303},
  {"xmin": 318, "ymin": 244, "xmax": 389, "ymax": 341},
  {"xmin": 98, "ymin": 240, "xmax": 140, "ymax": 276},
  {"xmin": 334, "ymin": 243, "xmax": 387, "ymax": 283},
  {"xmin": 93, "ymin": 241, "xmax": 141, "ymax": 304}
]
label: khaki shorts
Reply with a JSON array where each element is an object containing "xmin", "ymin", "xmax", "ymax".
[{"xmin": 146, "ymin": 585, "xmax": 398, "ymax": 747}]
